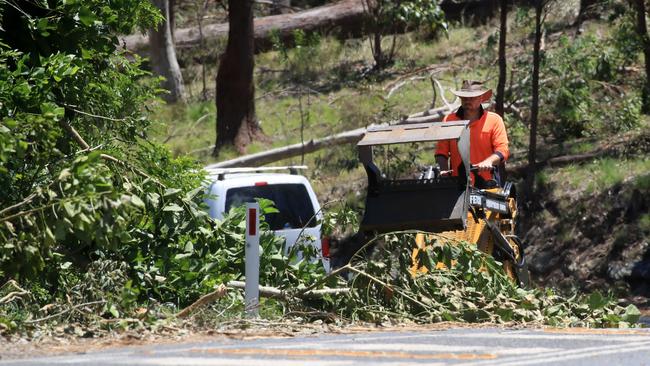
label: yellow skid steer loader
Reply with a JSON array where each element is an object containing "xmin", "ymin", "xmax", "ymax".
[{"xmin": 357, "ymin": 120, "xmax": 529, "ymax": 287}]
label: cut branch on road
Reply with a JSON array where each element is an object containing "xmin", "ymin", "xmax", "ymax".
[{"xmin": 176, "ymin": 284, "xmax": 228, "ymax": 318}]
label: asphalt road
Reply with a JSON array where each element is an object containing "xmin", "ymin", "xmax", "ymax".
[{"xmin": 2, "ymin": 326, "xmax": 650, "ymax": 366}]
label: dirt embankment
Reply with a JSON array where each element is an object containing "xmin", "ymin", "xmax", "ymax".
[{"xmin": 523, "ymin": 130, "xmax": 650, "ymax": 304}]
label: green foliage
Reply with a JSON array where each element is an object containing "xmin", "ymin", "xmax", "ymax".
[
  {"xmin": 609, "ymin": 3, "xmax": 643, "ymax": 67},
  {"xmin": 333, "ymin": 234, "xmax": 638, "ymax": 327},
  {"xmin": 321, "ymin": 204, "xmax": 359, "ymax": 238},
  {"xmin": 532, "ymin": 34, "xmax": 641, "ymax": 141},
  {"xmin": 542, "ymin": 35, "xmax": 598, "ymax": 139},
  {"xmin": 0, "ymin": 0, "xmax": 227, "ymax": 315},
  {"xmin": 386, "ymin": 0, "xmax": 447, "ymax": 31},
  {"xmin": 364, "ymin": 0, "xmax": 446, "ymax": 68},
  {"xmin": 0, "ymin": 0, "xmax": 160, "ymax": 61},
  {"xmin": 611, "ymin": 96, "xmax": 642, "ymax": 132},
  {"xmin": 371, "ymin": 0, "xmax": 446, "ymax": 33}
]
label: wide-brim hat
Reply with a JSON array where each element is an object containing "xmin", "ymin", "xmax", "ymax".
[{"xmin": 451, "ymin": 80, "xmax": 493, "ymax": 100}]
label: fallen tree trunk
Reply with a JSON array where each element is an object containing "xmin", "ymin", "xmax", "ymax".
[
  {"xmin": 120, "ymin": 0, "xmax": 503, "ymax": 55},
  {"xmin": 205, "ymin": 126, "xmax": 368, "ymax": 168},
  {"xmin": 121, "ymin": 0, "xmax": 366, "ymax": 54},
  {"xmin": 204, "ymin": 103, "xmax": 458, "ymax": 168}
]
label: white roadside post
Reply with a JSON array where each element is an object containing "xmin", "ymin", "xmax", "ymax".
[{"xmin": 245, "ymin": 202, "xmax": 260, "ymax": 317}]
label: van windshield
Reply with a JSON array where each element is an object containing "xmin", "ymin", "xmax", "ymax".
[{"xmin": 225, "ymin": 184, "xmax": 317, "ymax": 230}]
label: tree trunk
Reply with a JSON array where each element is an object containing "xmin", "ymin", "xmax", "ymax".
[
  {"xmin": 372, "ymin": 31, "xmax": 385, "ymax": 69},
  {"xmin": 271, "ymin": 0, "xmax": 291, "ymax": 15},
  {"xmin": 526, "ymin": 0, "xmax": 543, "ymax": 197},
  {"xmin": 214, "ymin": 0, "xmax": 259, "ymax": 156},
  {"xmin": 575, "ymin": 0, "xmax": 599, "ymax": 35},
  {"xmin": 149, "ymin": 0, "xmax": 185, "ymax": 103},
  {"xmin": 169, "ymin": 0, "xmax": 176, "ymax": 40},
  {"xmin": 632, "ymin": 0, "xmax": 650, "ymax": 114},
  {"xmin": 495, "ymin": 0, "xmax": 507, "ymax": 117}
]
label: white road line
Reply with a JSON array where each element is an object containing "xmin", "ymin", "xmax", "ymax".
[
  {"xmin": 0, "ymin": 351, "xmax": 137, "ymax": 365},
  {"xmin": 485, "ymin": 342, "xmax": 650, "ymax": 366},
  {"xmin": 266, "ymin": 342, "xmax": 559, "ymax": 356},
  {"xmin": 117, "ymin": 357, "xmax": 357, "ymax": 366},
  {"xmin": 349, "ymin": 331, "xmax": 650, "ymax": 343},
  {"xmin": 458, "ymin": 340, "xmax": 650, "ymax": 366},
  {"xmin": 128, "ymin": 357, "xmax": 449, "ymax": 366}
]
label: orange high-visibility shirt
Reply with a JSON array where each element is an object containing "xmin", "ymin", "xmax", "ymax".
[{"xmin": 435, "ymin": 109, "xmax": 509, "ymax": 184}]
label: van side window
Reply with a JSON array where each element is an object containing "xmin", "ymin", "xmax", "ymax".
[{"xmin": 225, "ymin": 184, "xmax": 317, "ymax": 230}]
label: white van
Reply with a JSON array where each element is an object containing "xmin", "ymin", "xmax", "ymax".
[{"xmin": 203, "ymin": 166, "xmax": 330, "ymax": 272}]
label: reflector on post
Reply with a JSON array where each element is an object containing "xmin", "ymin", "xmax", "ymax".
[{"xmin": 245, "ymin": 202, "xmax": 260, "ymax": 317}]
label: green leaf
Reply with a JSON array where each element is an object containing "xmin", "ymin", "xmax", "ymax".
[
  {"xmin": 63, "ymin": 65, "xmax": 79, "ymax": 76},
  {"xmin": 622, "ymin": 304, "xmax": 641, "ymax": 324},
  {"xmin": 147, "ymin": 192, "xmax": 160, "ymax": 207},
  {"xmin": 174, "ymin": 253, "xmax": 192, "ymax": 260},
  {"xmin": 587, "ymin": 291, "xmax": 607, "ymax": 310},
  {"xmin": 43, "ymin": 226, "xmax": 56, "ymax": 246},
  {"xmin": 164, "ymin": 188, "xmax": 182, "ymax": 197},
  {"xmin": 78, "ymin": 7, "xmax": 97, "ymax": 26},
  {"xmin": 130, "ymin": 194, "xmax": 145, "ymax": 208},
  {"xmin": 163, "ymin": 203, "xmax": 183, "ymax": 212},
  {"xmin": 81, "ymin": 48, "xmax": 93, "ymax": 59},
  {"xmin": 62, "ymin": 201, "xmax": 76, "ymax": 217},
  {"xmin": 108, "ymin": 304, "xmax": 119, "ymax": 318}
]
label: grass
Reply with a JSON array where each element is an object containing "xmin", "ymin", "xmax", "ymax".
[
  {"xmin": 635, "ymin": 173, "xmax": 650, "ymax": 190},
  {"xmin": 639, "ymin": 214, "xmax": 650, "ymax": 234},
  {"xmin": 550, "ymin": 157, "xmax": 650, "ymax": 196},
  {"xmin": 569, "ymin": 141, "xmax": 596, "ymax": 155},
  {"xmin": 149, "ymin": 101, "xmax": 216, "ymax": 158}
]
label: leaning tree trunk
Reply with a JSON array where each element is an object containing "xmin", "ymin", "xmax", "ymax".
[
  {"xmin": 214, "ymin": 0, "xmax": 259, "ymax": 156},
  {"xmin": 632, "ymin": 0, "xmax": 650, "ymax": 114},
  {"xmin": 149, "ymin": 0, "xmax": 185, "ymax": 103},
  {"xmin": 495, "ymin": 0, "xmax": 507, "ymax": 117},
  {"xmin": 526, "ymin": 0, "xmax": 543, "ymax": 198}
]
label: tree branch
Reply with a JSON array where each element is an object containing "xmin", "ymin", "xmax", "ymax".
[
  {"xmin": 0, "ymin": 280, "xmax": 29, "ymax": 304},
  {"xmin": 0, "ymin": 191, "xmax": 40, "ymax": 217},
  {"xmin": 24, "ymin": 300, "xmax": 106, "ymax": 324},
  {"xmin": 63, "ymin": 104, "xmax": 128, "ymax": 122},
  {"xmin": 176, "ymin": 284, "xmax": 228, "ymax": 318},
  {"xmin": 227, "ymin": 280, "xmax": 350, "ymax": 300},
  {"xmin": 59, "ymin": 118, "xmax": 90, "ymax": 150},
  {"xmin": 58, "ymin": 117, "xmax": 162, "ymax": 186}
]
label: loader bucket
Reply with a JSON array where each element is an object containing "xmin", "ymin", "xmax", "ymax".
[{"xmin": 357, "ymin": 121, "xmax": 471, "ymax": 234}]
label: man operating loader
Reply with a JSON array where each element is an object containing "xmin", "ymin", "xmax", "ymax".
[{"xmin": 435, "ymin": 80, "xmax": 509, "ymax": 188}]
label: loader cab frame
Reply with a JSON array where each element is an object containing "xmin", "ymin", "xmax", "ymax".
[{"xmin": 357, "ymin": 120, "xmax": 472, "ymax": 233}]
